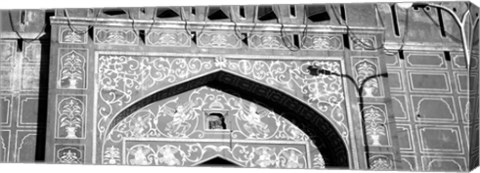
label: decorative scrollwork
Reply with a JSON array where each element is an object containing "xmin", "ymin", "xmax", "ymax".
[
  {"xmin": 123, "ymin": 142, "xmax": 314, "ymax": 168},
  {"xmin": 97, "ymin": 55, "xmax": 349, "ymax": 146}
]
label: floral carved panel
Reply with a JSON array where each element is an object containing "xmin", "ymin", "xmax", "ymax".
[
  {"xmin": 197, "ymin": 32, "xmax": 242, "ymax": 49},
  {"xmin": 301, "ymin": 35, "xmax": 343, "ymax": 50},
  {"xmin": 146, "ymin": 30, "xmax": 191, "ymax": 47},
  {"xmin": 353, "ymin": 57, "xmax": 384, "ymax": 98},
  {"xmin": 363, "ymin": 105, "xmax": 390, "ymax": 146},
  {"xmin": 56, "ymin": 95, "xmax": 86, "ymax": 139},
  {"xmin": 55, "ymin": 145, "xmax": 84, "ymax": 164},
  {"xmin": 94, "ymin": 28, "xmax": 138, "ymax": 45},
  {"xmin": 59, "ymin": 26, "xmax": 88, "ymax": 44},
  {"xmin": 248, "ymin": 34, "xmax": 288, "ymax": 50},
  {"xmin": 369, "ymin": 154, "xmax": 394, "ymax": 170},
  {"xmin": 351, "ymin": 35, "xmax": 377, "ymax": 51},
  {"xmin": 57, "ymin": 49, "xmax": 87, "ymax": 89}
]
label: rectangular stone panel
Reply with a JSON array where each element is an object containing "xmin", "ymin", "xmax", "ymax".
[
  {"xmin": 391, "ymin": 94, "xmax": 409, "ymax": 121},
  {"xmin": 248, "ymin": 33, "xmax": 289, "ymax": 50},
  {"xmin": 59, "ymin": 26, "xmax": 88, "ymax": 44},
  {"xmin": 411, "ymin": 95, "xmax": 457, "ymax": 123},
  {"xmin": 458, "ymin": 96, "xmax": 469, "ymax": 124},
  {"xmin": 57, "ymin": 49, "xmax": 88, "ymax": 89},
  {"xmin": 368, "ymin": 153, "xmax": 395, "ymax": 170},
  {"xmin": 454, "ymin": 72, "xmax": 468, "ymax": 93},
  {"xmin": 23, "ymin": 42, "xmax": 43, "ymax": 63},
  {"xmin": 301, "ymin": 34, "xmax": 343, "ymax": 51},
  {"xmin": 146, "ymin": 30, "xmax": 191, "ymax": 47},
  {"xmin": 451, "ymin": 53, "xmax": 476, "ymax": 70},
  {"xmin": 0, "ymin": 65, "xmax": 13, "ymax": 90},
  {"xmin": 197, "ymin": 32, "xmax": 242, "ymax": 49},
  {"xmin": 396, "ymin": 125, "xmax": 414, "ymax": 152},
  {"xmin": 350, "ymin": 34, "xmax": 377, "ymax": 51},
  {"xmin": 54, "ymin": 144, "xmax": 84, "ymax": 164},
  {"xmin": 0, "ymin": 95, "xmax": 12, "ymax": 127},
  {"xmin": 421, "ymin": 156, "xmax": 466, "ymax": 172},
  {"xmin": 385, "ymin": 53, "xmax": 401, "ymax": 67},
  {"xmin": 21, "ymin": 64, "xmax": 40, "ymax": 91},
  {"xmin": 14, "ymin": 130, "xmax": 37, "ymax": 163},
  {"xmin": 408, "ymin": 71, "xmax": 450, "ymax": 93},
  {"xmin": 94, "ymin": 27, "xmax": 139, "ymax": 45},
  {"xmin": 405, "ymin": 52, "xmax": 446, "ymax": 69},
  {"xmin": 363, "ymin": 104, "xmax": 390, "ymax": 146},
  {"xmin": 351, "ymin": 57, "xmax": 384, "ymax": 97},
  {"xmin": 18, "ymin": 95, "xmax": 39, "ymax": 126},
  {"xmin": 416, "ymin": 125, "xmax": 463, "ymax": 154},
  {"xmin": 387, "ymin": 71, "xmax": 403, "ymax": 91},
  {"xmin": 0, "ymin": 41, "xmax": 16, "ymax": 63},
  {"xmin": 55, "ymin": 95, "xmax": 86, "ymax": 139},
  {"xmin": 0, "ymin": 130, "xmax": 11, "ymax": 162},
  {"xmin": 400, "ymin": 155, "xmax": 418, "ymax": 171}
]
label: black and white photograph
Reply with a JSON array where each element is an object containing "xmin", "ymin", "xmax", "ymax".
[{"xmin": 0, "ymin": 0, "xmax": 479, "ymax": 172}]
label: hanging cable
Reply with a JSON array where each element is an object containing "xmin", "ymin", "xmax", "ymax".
[
  {"xmin": 8, "ymin": 10, "xmax": 46, "ymax": 43},
  {"xmin": 230, "ymin": 6, "xmax": 246, "ymax": 41},
  {"xmin": 180, "ymin": 6, "xmax": 192, "ymax": 37},
  {"xmin": 64, "ymin": 9, "xmax": 99, "ymax": 35},
  {"xmin": 145, "ymin": 8, "xmax": 157, "ymax": 36},
  {"xmin": 127, "ymin": 9, "xmax": 140, "ymax": 36},
  {"xmin": 330, "ymin": 4, "xmax": 395, "ymax": 52},
  {"xmin": 276, "ymin": 5, "xmax": 301, "ymax": 52}
]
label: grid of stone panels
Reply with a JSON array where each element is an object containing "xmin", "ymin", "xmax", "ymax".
[
  {"xmin": 386, "ymin": 51, "xmax": 470, "ymax": 172},
  {"xmin": 0, "ymin": 40, "xmax": 46, "ymax": 163}
]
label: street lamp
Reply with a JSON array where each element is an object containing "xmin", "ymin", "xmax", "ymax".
[{"xmin": 397, "ymin": 2, "xmax": 479, "ymax": 69}]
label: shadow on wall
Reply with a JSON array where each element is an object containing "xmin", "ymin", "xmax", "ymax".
[{"xmin": 34, "ymin": 10, "xmax": 54, "ymax": 162}]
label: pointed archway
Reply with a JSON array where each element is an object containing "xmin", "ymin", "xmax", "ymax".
[
  {"xmin": 105, "ymin": 70, "xmax": 349, "ymax": 168},
  {"xmin": 197, "ymin": 156, "xmax": 242, "ymax": 167}
]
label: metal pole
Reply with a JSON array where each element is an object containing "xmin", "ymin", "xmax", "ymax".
[{"xmin": 429, "ymin": 4, "xmax": 471, "ymax": 69}]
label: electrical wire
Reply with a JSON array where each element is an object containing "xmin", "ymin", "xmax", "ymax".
[
  {"xmin": 145, "ymin": 8, "xmax": 157, "ymax": 36},
  {"xmin": 64, "ymin": 9, "xmax": 99, "ymax": 34},
  {"xmin": 230, "ymin": 6, "xmax": 246, "ymax": 41},
  {"xmin": 7, "ymin": 10, "xmax": 47, "ymax": 43},
  {"xmin": 180, "ymin": 7, "xmax": 193, "ymax": 37},
  {"xmin": 275, "ymin": 5, "xmax": 302, "ymax": 52},
  {"xmin": 330, "ymin": 4, "xmax": 410, "ymax": 55},
  {"xmin": 127, "ymin": 9, "xmax": 140, "ymax": 36}
]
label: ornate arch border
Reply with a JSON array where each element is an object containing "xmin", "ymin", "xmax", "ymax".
[{"xmin": 92, "ymin": 52, "xmax": 357, "ymax": 168}]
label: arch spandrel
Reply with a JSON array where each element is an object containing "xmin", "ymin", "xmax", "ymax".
[
  {"xmin": 95, "ymin": 53, "xmax": 351, "ymax": 167},
  {"xmin": 96, "ymin": 53, "xmax": 349, "ymax": 142}
]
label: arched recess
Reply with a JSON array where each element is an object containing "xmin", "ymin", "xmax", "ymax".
[{"xmin": 104, "ymin": 70, "xmax": 349, "ymax": 168}]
